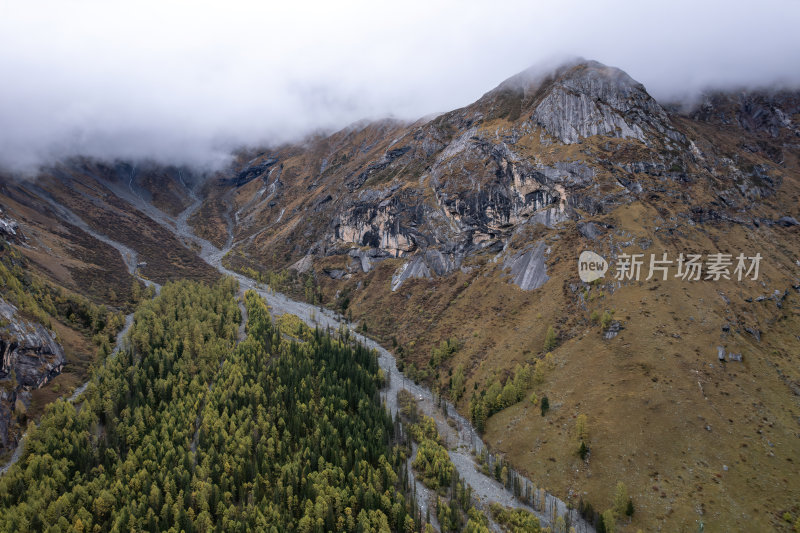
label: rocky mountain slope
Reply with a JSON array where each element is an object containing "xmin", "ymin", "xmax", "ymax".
[
  {"xmin": 0, "ymin": 298, "xmax": 65, "ymax": 451},
  {"xmin": 0, "ymin": 60, "xmax": 798, "ymax": 531}
]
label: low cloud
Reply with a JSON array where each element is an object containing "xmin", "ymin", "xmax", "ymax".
[{"xmin": 2, "ymin": 0, "xmax": 799, "ymax": 172}]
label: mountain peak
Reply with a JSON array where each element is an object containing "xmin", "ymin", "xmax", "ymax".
[
  {"xmin": 481, "ymin": 59, "xmax": 677, "ymax": 145},
  {"xmin": 492, "ymin": 59, "xmax": 614, "ymax": 91},
  {"xmin": 533, "ymin": 60, "xmax": 671, "ymax": 144}
]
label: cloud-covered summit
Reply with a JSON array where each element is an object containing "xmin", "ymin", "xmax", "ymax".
[{"xmin": 2, "ymin": 0, "xmax": 799, "ymax": 171}]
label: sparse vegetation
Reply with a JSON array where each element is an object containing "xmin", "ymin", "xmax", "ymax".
[
  {"xmin": 469, "ymin": 363, "xmax": 533, "ymax": 431},
  {"xmin": 413, "ymin": 438, "xmax": 454, "ymax": 490},
  {"xmin": 601, "ymin": 509, "xmax": 616, "ymax": 533},
  {"xmin": 576, "ymin": 413, "xmax": 590, "ymax": 460},
  {"xmin": 600, "ymin": 310, "xmax": 614, "ymax": 330},
  {"xmin": 575, "ymin": 413, "xmax": 589, "ymax": 442},
  {"xmin": 489, "ymin": 503, "xmax": 541, "ymax": 532},
  {"xmin": 451, "ymin": 363, "xmax": 466, "ymax": 402},
  {"xmin": 578, "ymin": 440, "xmax": 589, "ymax": 461},
  {"xmin": 613, "ymin": 482, "xmax": 629, "ymax": 518},
  {"xmin": 429, "ymin": 336, "xmax": 460, "ymax": 367},
  {"xmin": 543, "ymin": 325, "xmax": 558, "ymax": 351},
  {"xmin": 275, "ymin": 311, "xmax": 308, "ymax": 339}
]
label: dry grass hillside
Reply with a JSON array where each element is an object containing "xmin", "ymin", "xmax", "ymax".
[{"xmin": 1, "ymin": 61, "xmax": 798, "ymax": 531}]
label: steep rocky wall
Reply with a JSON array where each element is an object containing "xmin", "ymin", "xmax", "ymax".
[{"xmin": 0, "ymin": 298, "xmax": 65, "ymax": 452}]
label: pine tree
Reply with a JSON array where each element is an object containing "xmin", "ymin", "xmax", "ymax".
[
  {"xmin": 578, "ymin": 441, "xmax": 588, "ymax": 461},
  {"xmin": 543, "ymin": 325, "xmax": 558, "ymax": 351},
  {"xmin": 602, "ymin": 509, "xmax": 616, "ymax": 533},
  {"xmin": 575, "ymin": 414, "xmax": 589, "ymax": 442},
  {"xmin": 451, "ymin": 364, "xmax": 465, "ymax": 402},
  {"xmin": 613, "ymin": 482, "xmax": 629, "ymax": 517},
  {"xmin": 131, "ymin": 279, "xmax": 141, "ymax": 301}
]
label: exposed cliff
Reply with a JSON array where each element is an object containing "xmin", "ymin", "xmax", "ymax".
[
  {"xmin": 214, "ymin": 60, "xmax": 792, "ymax": 296},
  {"xmin": 0, "ymin": 208, "xmax": 23, "ymax": 245},
  {"xmin": 1, "ymin": 59, "xmax": 798, "ymax": 532},
  {"xmin": 0, "ymin": 298, "xmax": 65, "ymax": 452}
]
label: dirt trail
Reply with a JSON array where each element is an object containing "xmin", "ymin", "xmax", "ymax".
[
  {"xmin": 164, "ymin": 193, "xmax": 594, "ymax": 533},
  {"xmin": 3, "ymin": 183, "xmax": 594, "ymax": 532},
  {"xmin": 1, "ymin": 207, "xmax": 159, "ymax": 477}
]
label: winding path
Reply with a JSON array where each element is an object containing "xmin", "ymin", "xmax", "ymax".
[
  {"xmin": 0, "ymin": 205, "xmax": 160, "ymax": 477},
  {"xmin": 162, "ymin": 190, "xmax": 594, "ymax": 533},
  {"xmin": 2, "ymin": 182, "xmax": 594, "ymax": 532}
]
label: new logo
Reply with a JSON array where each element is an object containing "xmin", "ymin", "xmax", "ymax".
[{"xmin": 578, "ymin": 251, "xmax": 608, "ymax": 282}]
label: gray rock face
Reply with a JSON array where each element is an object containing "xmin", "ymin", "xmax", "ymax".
[
  {"xmin": 0, "ymin": 208, "xmax": 23, "ymax": 243},
  {"xmin": 717, "ymin": 346, "xmax": 743, "ymax": 362},
  {"xmin": 231, "ymin": 156, "xmax": 278, "ymax": 187},
  {"xmin": 348, "ymin": 247, "xmax": 389, "ymax": 273},
  {"xmin": 690, "ymin": 90, "xmax": 800, "ymax": 138},
  {"xmin": 531, "ymin": 61, "xmax": 676, "ymax": 145},
  {"xmin": 0, "ymin": 298, "xmax": 65, "ymax": 452},
  {"xmin": 390, "ymin": 249, "xmax": 459, "ymax": 291},
  {"xmin": 289, "ymin": 254, "xmax": 313, "ymax": 274},
  {"xmin": 503, "ymin": 241, "xmax": 550, "ymax": 291},
  {"xmin": 335, "ymin": 196, "xmax": 420, "ymax": 257},
  {"xmin": 0, "ymin": 388, "xmax": 17, "ymax": 452},
  {"xmin": 0, "ymin": 300, "xmax": 65, "ymax": 388},
  {"xmin": 325, "ymin": 269, "xmax": 349, "ymax": 280},
  {"xmin": 422, "ymin": 249, "xmax": 455, "ymax": 277},
  {"xmin": 578, "ymin": 221, "xmax": 603, "ymax": 240},
  {"xmin": 392, "ymin": 255, "xmax": 432, "ymax": 291},
  {"xmin": 528, "ymin": 207, "xmax": 570, "ymax": 228}
]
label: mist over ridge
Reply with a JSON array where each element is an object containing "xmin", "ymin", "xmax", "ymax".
[{"xmin": 2, "ymin": 0, "xmax": 800, "ymax": 172}]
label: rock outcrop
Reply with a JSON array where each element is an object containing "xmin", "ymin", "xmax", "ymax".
[
  {"xmin": 530, "ymin": 61, "xmax": 679, "ymax": 145},
  {"xmin": 603, "ymin": 321, "xmax": 622, "ymax": 340},
  {"xmin": 0, "ymin": 207, "xmax": 23, "ymax": 244},
  {"xmin": 0, "ymin": 298, "xmax": 65, "ymax": 451},
  {"xmin": 502, "ymin": 241, "xmax": 550, "ymax": 291},
  {"xmin": 391, "ymin": 249, "xmax": 458, "ymax": 291},
  {"xmin": 191, "ymin": 60, "xmax": 798, "ymax": 305}
]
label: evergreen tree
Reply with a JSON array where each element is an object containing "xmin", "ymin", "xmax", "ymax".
[{"xmin": 543, "ymin": 326, "xmax": 558, "ymax": 351}]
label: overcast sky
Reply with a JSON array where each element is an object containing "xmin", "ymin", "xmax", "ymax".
[{"xmin": 2, "ymin": 0, "xmax": 799, "ymax": 171}]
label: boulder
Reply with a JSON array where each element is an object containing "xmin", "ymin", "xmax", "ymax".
[
  {"xmin": 744, "ymin": 327, "xmax": 761, "ymax": 342},
  {"xmin": 603, "ymin": 321, "xmax": 623, "ymax": 340},
  {"xmin": 289, "ymin": 255, "xmax": 313, "ymax": 274}
]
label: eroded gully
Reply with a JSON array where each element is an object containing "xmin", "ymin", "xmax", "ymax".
[
  {"xmin": 2, "ymin": 183, "xmax": 594, "ymax": 532},
  {"xmin": 164, "ymin": 190, "xmax": 594, "ymax": 533}
]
